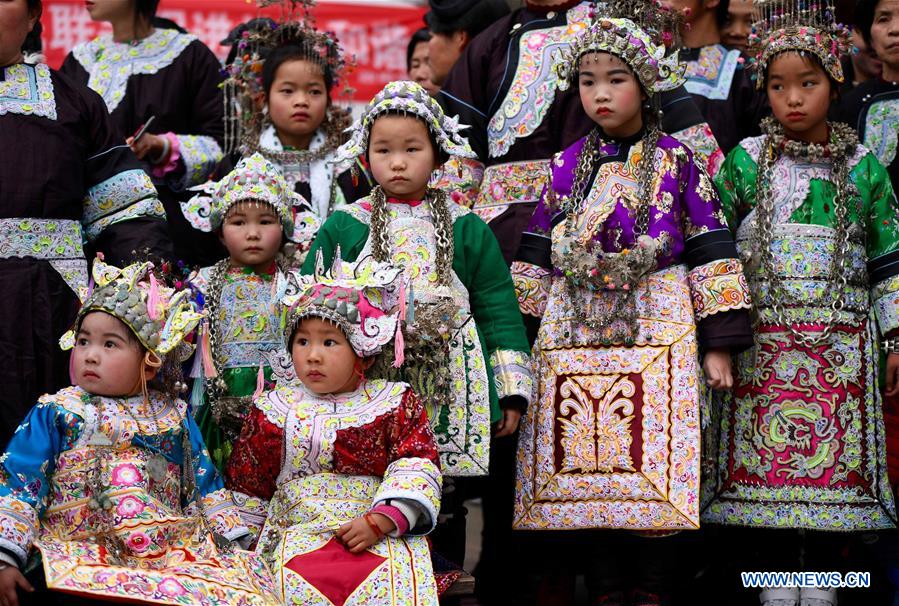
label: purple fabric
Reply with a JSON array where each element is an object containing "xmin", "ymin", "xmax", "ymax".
[{"xmin": 528, "ymin": 134, "xmax": 727, "ymax": 270}]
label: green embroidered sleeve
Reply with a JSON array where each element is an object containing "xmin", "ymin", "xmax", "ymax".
[
  {"xmin": 301, "ymin": 210, "xmax": 371, "ymax": 272},
  {"xmin": 714, "ymin": 144, "xmax": 758, "ymax": 232},
  {"xmin": 852, "ymin": 153, "xmax": 899, "ymax": 260}
]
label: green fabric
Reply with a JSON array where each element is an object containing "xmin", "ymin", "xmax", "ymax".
[
  {"xmin": 302, "ymin": 206, "xmax": 530, "ymax": 423},
  {"xmin": 196, "ymin": 366, "xmax": 274, "ymax": 473},
  {"xmin": 715, "ymin": 144, "xmax": 899, "ymax": 259}
]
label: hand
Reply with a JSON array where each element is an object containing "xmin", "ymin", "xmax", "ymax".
[
  {"xmin": 886, "ymin": 353, "xmax": 899, "ymax": 398},
  {"xmin": 336, "ymin": 513, "xmax": 395, "ymax": 554},
  {"xmin": 0, "ymin": 566, "xmax": 33, "ymax": 606},
  {"xmin": 703, "ymin": 348, "xmax": 734, "ymax": 390},
  {"xmin": 494, "ymin": 408, "xmax": 521, "ymax": 438},
  {"xmin": 126, "ymin": 133, "xmax": 167, "ymax": 163}
]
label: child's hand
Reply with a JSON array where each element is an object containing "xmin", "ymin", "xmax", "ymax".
[
  {"xmin": 494, "ymin": 408, "xmax": 521, "ymax": 438},
  {"xmin": 886, "ymin": 353, "xmax": 899, "ymax": 398},
  {"xmin": 703, "ymin": 349, "xmax": 734, "ymax": 390},
  {"xmin": 336, "ymin": 513, "xmax": 395, "ymax": 554},
  {"xmin": 0, "ymin": 565, "xmax": 33, "ymax": 606}
]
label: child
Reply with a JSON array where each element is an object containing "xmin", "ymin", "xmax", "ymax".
[
  {"xmin": 512, "ymin": 10, "xmax": 754, "ymax": 604},
  {"xmin": 304, "ymin": 80, "xmax": 533, "ymax": 565},
  {"xmin": 0, "ymin": 258, "xmax": 276, "ymax": 606},
  {"xmin": 703, "ymin": 2, "xmax": 899, "ymax": 604},
  {"xmin": 226, "ymin": 256, "xmax": 442, "ymax": 605},
  {"xmin": 219, "ymin": 19, "xmax": 372, "ymax": 259},
  {"xmin": 180, "ymin": 152, "xmax": 318, "ymax": 471},
  {"xmin": 839, "ymin": 0, "xmax": 899, "ymax": 192}
]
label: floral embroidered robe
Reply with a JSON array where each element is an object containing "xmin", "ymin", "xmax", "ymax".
[
  {"xmin": 0, "ymin": 387, "xmax": 275, "ymax": 605},
  {"xmin": 191, "ymin": 264, "xmax": 282, "ymax": 471},
  {"xmin": 226, "ymin": 379, "xmax": 442, "ymax": 605},
  {"xmin": 513, "ymin": 132, "xmax": 754, "ymax": 531},
  {"xmin": 702, "ymin": 136, "xmax": 899, "ymax": 531},
  {"xmin": 302, "ymin": 198, "xmax": 534, "ymax": 476}
]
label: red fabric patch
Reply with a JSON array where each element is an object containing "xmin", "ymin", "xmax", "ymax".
[{"xmin": 285, "ymin": 537, "xmax": 386, "ymax": 605}]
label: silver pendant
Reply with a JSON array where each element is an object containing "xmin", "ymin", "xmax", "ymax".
[{"xmin": 147, "ymin": 454, "xmax": 169, "ymax": 483}]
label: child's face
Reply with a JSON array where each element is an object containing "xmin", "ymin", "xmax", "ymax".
[
  {"xmin": 870, "ymin": 0, "xmax": 899, "ymax": 73},
  {"xmin": 266, "ymin": 58, "xmax": 328, "ymax": 149},
  {"xmin": 220, "ymin": 201, "xmax": 283, "ymax": 272},
  {"xmin": 72, "ymin": 312, "xmax": 147, "ymax": 397},
  {"xmin": 578, "ymin": 52, "xmax": 645, "ymax": 138},
  {"xmin": 368, "ymin": 115, "xmax": 436, "ymax": 201},
  {"xmin": 721, "ymin": 0, "xmax": 756, "ymax": 53},
  {"xmin": 291, "ymin": 317, "xmax": 361, "ymax": 395},
  {"xmin": 766, "ymin": 52, "xmax": 832, "ymax": 143}
]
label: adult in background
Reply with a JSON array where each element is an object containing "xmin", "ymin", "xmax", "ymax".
[
  {"xmin": 720, "ymin": 0, "xmax": 755, "ymax": 53},
  {"xmin": 407, "ymin": 28, "xmax": 439, "ymax": 97},
  {"xmin": 425, "ymin": 0, "xmax": 510, "ymax": 88},
  {"xmin": 60, "ymin": 0, "xmax": 226, "ymax": 267},
  {"xmin": 0, "ymin": 0, "xmax": 172, "ymax": 445}
]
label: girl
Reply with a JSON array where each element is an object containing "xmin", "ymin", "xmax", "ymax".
[
  {"xmin": 180, "ymin": 153, "xmax": 318, "ymax": 471},
  {"xmin": 226, "ymin": 256, "xmax": 442, "ymax": 605},
  {"xmin": 512, "ymin": 10, "xmax": 754, "ymax": 605},
  {"xmin": 304, "ymin": 80, "xmax": 533, "ymax": 565},
  {"xmin": 0, "ymin": 258, "xmax": 275, "ymax": 606},
  {"xmin": 60, "ymin": 0, "xmax": 227, "ymax": 267},
  {"xmin": 0, "ymin": 0, "xmax": 171, "ymax": 446},
  {"xmin": 702, "ymin": 2, "xmax": 899, "ymax": 605},
  {"xmin": 220, "ymin": 22, "xmax": 372, "ymax": 263}
]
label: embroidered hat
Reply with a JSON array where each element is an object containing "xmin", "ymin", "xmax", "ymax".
[
  {"xmin": 749, "ymin": 0, "xmax": 850, "ymax": 89},
  {"xmin": 556, "ymin": 15, "xmax": 686, "ymax": 94},
  {"xmin": 60, "ymin": 257, "xmax": 203, "ymax": 360},
  {"xmin": 279, "ymin": 251, "xmax": 407, "ymax": 359},
  {"xmin": 181, "ymin": 152, "xmax": 319, "ymax": 243},
  {"xmin": 333, "ymin": 80, "xmax": 477, "ymax": 167}
]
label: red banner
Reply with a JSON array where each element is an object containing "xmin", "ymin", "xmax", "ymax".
[{"xmin": 40, "ymin": 0, "xmax": 427, "ymax": 102}]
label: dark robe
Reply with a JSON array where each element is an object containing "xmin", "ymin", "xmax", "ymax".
[
  {"xmin": 61, "ymin": 28, "xmax": 226, "ymax": 267},
  {"xmin": 679, "ymin": 45, "xmax": 769, "ymax": 155},
  {"xmin": 0, "ymin": 63, "xmax": 172, "ymax": 444},
  {"xmin": 838, "ymin": 79, "xmax": 899, "ymax": 193}
]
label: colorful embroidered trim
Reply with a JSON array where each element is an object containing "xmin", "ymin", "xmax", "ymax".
[
  {"xmin": 863, "ymin": 96, "xmax": 899, "ymax": 168},
  {"xmin": 687, "ymin": 258, "xmax": 752, "ymax": 320},
  {"xmin": 511, "ymin": 260, "xmax": 553, "ymax": 318},
  {"xmin": 82, "ymin": 169, "xmax": 163, "ymax": 240},
  {"xmin": 473, "ymin": 159, "xmax": 551, "ymax": 224},
  {"xmin": 683, "ymin": 45, "xmax": 740, "ymax": 101},
  {"xmin": 489, "ymin": 2, "xmax": 592, "ymax": 158},
  {"xmin": 73, "ymin": 29, "xmax": 196, "ymax": 113},
  {"xmin": 490, "ymin": 349, "xmax": 535, "ymax": 404},
  {"xmin": 374, "ymin": 457, "xmax": 442, "ymax": 534},
  {"xmin": 873, "ymin": 274, "xmax": 899, "ymax": 335},
  {"xmin": 168, "ymin": 134, "xmax": 224, "ymax": 191},
  {"xmin": 0, "ymin": 63, "xmax": 56, "ymax": 120}
]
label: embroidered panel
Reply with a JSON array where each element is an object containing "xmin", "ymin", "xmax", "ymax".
[
  {"xmin": 0, "ymin": 495, "xmax": 38, "ymax": 565},
  {"xmin": 511, "ymin": 260, "xmax": 552, "ymax": 318},
  {"xmin": 736, "ymin": 223, "xmax": 870, "ymax": 325},
  {"xmin": 430, "ymin": 156, "xmax": 485, "ymax": 209},
  {"xmin": 215, "ymin": 271, "xmax": 282, "ymax": 368},
  {"xmin": 863, "ymin": 96, "xmax": 899, "ymax": 168},
  {"xmin": 670, "ymin": 122, "xmax": 724, "ymax": 177},
  {"xmin": 515, "ymin": 266, "xmax": 702, "ymax": 530},
  {"xmin": 473, "ymin": 159, "xmax": 550, "ymax": 225},
  {"xmin": 0, "ymin": 63, "xmax": 56, "ymax": 120},
  {"xmin": 260, "ymin": 473, "xmax": 437, "ymax": 605},
  {"xmin": 683, "ymin": 45, "xmax": 740, "ymax": 101},
  {"xmin": 73, "ymin": 30, "xmax": 196, "ymax": 112},
  {"xmin": 374, "ymin": 457, "xmax": 442, "ymax": 532},
  {"xmin": 873, "ymin": 274, "xmax": 899, "ymax": 335},
  {"xmin": 687, "ymin": 258, "xmax": 752, "ymax": 319},
  {"xmin": 702, "ymin": 321, "xmax": 897, "ymax": 530},
  {"xmin": 487, "ymin": 3, "xmax": 592, "ymax": 157},
  {"xmin": 83, "ymin": 169, "xmax": 164, "ymax": 240}
]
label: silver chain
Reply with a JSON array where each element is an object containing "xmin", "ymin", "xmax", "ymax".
[
  {"xmin": 753, "ymin": 121, "xmax": 859, "ymax": 347},
  {"xmin": 370, "ymin": 185, "xmax": 454, "ymax": 287}
]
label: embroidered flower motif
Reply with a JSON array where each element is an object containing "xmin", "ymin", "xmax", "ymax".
[
  {"xmin": 115, "ymin": 495, "xmax": 146, "ymax": 518},
  {"xmin": 125, "ymin": 531, "xmax": 152, "ymax": 553},
  {"xmin": 157, "ymin": 578, "xmax": 187, "ymax": 597},
  {"xmin": 110, "ymin": 463, "xmax": 143, "ymax": 487}
]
